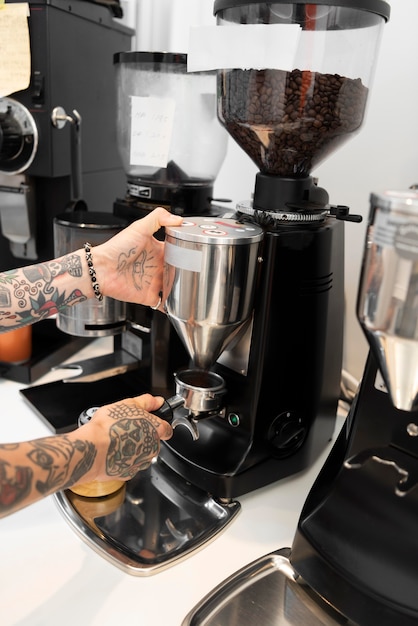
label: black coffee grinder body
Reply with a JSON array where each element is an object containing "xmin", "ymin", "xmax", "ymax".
[
  {"xmin": 160, "ymin": 198, "xmax": 344, "ymax": 499},
  {"xmin": 158, "ymin": 0, "xmax": 389, "ymax": 500},
  {"xmin": 290, "ymin": 350, "xmax": 418, "ymax": 626},
  {"xmin": 289, "ymin": 188, "xmax": 418, "ymax": 625}
]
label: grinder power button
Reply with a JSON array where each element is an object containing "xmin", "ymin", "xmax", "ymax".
[{"xmin": 268, "ymin": 412, "xmax": 307, "ymax": 457}]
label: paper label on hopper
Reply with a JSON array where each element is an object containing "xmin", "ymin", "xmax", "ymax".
[{"xmin": 130, "ymin": 96, "xmax": 175, "ymax": 168}]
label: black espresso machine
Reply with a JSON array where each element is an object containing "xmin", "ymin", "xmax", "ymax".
[
  {"xmin": 22, "ymin": 0, "xmax": 389, "ymax": 575},
  {"xmin": 0, "ymin": 0, "xmax": 133, "ymax": 267},
  {"xmin": 0, "ymin": 0, "xmax": 133, "ymax": 381}
]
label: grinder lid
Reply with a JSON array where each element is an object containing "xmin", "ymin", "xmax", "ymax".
[
  {"xmin": 213, "ymin": 0, "xmax": 391, "ymax": 21},
  {"xmin": 165, "ymin": 216, "xmax": 263, "ymax": 245},
  {"xmin": 370, "ymin": 190, "xmax": 418, "ymax": 212}
]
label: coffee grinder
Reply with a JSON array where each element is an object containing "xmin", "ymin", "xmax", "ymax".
[
  {"xmin": 109, "ymin": 51, "xmax": 230, "ymax": 392},
  {"xmin": 157, "ymin": 0, "xmax": 390, "ymax": 500},
  {"xmin": 288, "ymin": 189, "xmax": 418, "ymax": 625},
  {"xmin": 112, "ymin": 51, "xmax": 229, "ymax": 221}
]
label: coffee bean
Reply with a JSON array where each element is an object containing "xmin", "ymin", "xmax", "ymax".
[{"xmin": 218, "ymin": 68, "xmax": 368, "ymax": 177}]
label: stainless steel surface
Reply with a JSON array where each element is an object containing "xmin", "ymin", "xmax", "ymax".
[
  {"xmin": 56, "ymin": 295, "xmax": 127, "ymax": 337},
  {"xmin": 156, "ymin": 395, "xmax": 200, "ymax": 440},
  {"xmin": 54, "ymin": 458, "xmax": 240, "ymax": 575},
  {"xmin": 50, "ymin": 107, "xmax": 83, "ymax": 201},
  {"xmin": 357, "ymin": 190, "xmax": 418, "ymax": 410},
  {"xmin": 174, "ymin": 369, "xmax": 226, "ymax": 417},
  {"xmin": 236, "ymin": 201, "xmax": 328, "ymax": 222},
  {"xmin": 0, "ymin": 172, "xmax": 37, "ymax": 259},
  {"xmin": 157, "ymin": 369, "xmax": 227, "ymax": 439},
  {"xmin": 182, "ymin": 548, "xmax": 351, "ymax": 626},
  {"xmin": 163, "ymin": 217, "xmax": 263, "ymax": 370},
  {"xmin": 54, "ymin": 212, "xmax": 127, "ymax": 337}
]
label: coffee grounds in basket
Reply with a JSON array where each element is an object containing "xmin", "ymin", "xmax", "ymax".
[{"xmin": 219, "ymin": 68, "xmax": 368, "ymax": 177}]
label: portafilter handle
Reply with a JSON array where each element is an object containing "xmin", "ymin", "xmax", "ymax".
[
  {"xmin": 155, "ymin": 396, "xmax": 199, "ymax": 441},
  {"xmin": 79, "ymin": 401, "xmax": 199, "ymax": 441}
]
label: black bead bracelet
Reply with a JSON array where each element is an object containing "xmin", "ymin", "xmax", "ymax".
[{"xmin": 83, "ymin": 242, "xmax": 103, "ymax": 301}]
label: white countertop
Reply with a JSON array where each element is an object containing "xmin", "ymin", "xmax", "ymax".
[{"xmin": 0, "ymin": 338, "xmax": 346, "ymax": 626}]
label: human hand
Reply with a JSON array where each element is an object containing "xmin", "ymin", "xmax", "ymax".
[
  {"xmin": 80, "ymin": 393, "xmax": 173, "ymax": 483},
  {"xmin": 96, "ymin": 207, "xmax": 182, "ymax": 310}
]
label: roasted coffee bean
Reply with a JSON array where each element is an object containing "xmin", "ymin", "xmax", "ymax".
[{"xmin": 218, "ymin": 68, "xmax": 368, "ymax": 177}]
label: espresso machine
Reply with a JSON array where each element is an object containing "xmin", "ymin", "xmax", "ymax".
[
  {"xmin": 23, "ymin": 0, "xmax": 390, "ymax": 577},
  {"xmin": 0, "ymin": 0, "xmax": 133, "ymax": 382},
  {"xmin": 0, "ymin": 0, "xmax": 132, "ymax": 268}
]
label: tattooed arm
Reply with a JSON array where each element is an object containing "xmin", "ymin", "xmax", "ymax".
[
  {"xmin": 0, "ymin": 208, "xmax": 179, "ymax": 517},
  {"xmin": 0, "ymin": 207, "xmax": 182, "ymax": 330},
  {"xmin": 0, "ymin": 393, "xmax": 172, "ymax": 518}
]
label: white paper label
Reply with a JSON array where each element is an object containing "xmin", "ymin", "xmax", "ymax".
[
  {"xmin": 0, "ymin": 3, "xmax": 31, "ymax": 97},
  {"xmin": 129, "ymin": 96, "xmax": 176, "ymax": 168},
  {"xmin": 188, "ymin": 24, "xmax": 301, "ymax": 72},
  {"xmin": 187, "ymin": 24, "xmax": 369, "ymax": 78}
]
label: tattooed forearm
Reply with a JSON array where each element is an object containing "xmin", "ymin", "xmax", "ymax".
[
  {"xmin": 0, "ymin": 459, "xmax": 32, "ymax": 513},
  {"xmin": 0, "ymin": 436, "xmax": 96, "ymax": 516},
  {"xmin": 27, "ymin": 437, "xmax": 97, "ymax": 493},
  {"xmin": 0, "ymin": 255, "xmax": 87, "ymax": 328}
]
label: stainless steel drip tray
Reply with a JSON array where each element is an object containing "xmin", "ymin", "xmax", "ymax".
[
  {"xmin": 54, "ymin": 458, "xmax": 240, "ymax": 575},
  {"xmin": 182, "ymin": 548, "xmax": 351, "ymax": 626}
]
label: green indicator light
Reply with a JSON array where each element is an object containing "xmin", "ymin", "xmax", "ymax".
[{"xmin": 228, "ymin": 413, "xmax": 240, "ymax": 427}]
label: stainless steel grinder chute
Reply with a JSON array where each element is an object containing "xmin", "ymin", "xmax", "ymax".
[
  {"xmin": 162, "ymin": 216, "xmax": 264, "ymax": 420},
  {"xmin": 163, "ymin": 217, "xmax": 264, "ymax": 369}
]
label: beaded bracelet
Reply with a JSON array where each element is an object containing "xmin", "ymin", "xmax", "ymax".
[{"xmin": 83, "ymin": 242, "xmax": 103, "ymax": 301}]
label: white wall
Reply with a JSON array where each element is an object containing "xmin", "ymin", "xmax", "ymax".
[
  {"xmin": 120, "ymin": 0, "xmax": 216, "ymax": 50},
  {"xmin": 121, "ymin": 0, "xmax": 418, "ymax": 383}
]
